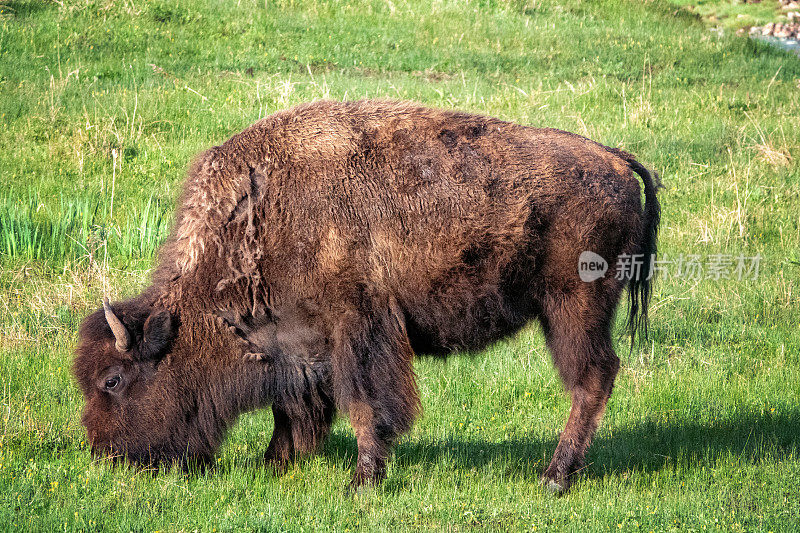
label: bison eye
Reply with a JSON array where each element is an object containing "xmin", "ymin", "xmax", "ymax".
[{"xmin": 104, "ymin": 375, "xmax": 121, "ymax": 390}]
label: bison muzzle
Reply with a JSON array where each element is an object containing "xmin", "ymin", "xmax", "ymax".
[{"xmin": 73, "ymin": 99, "xmax": 660, "ymax": 493}]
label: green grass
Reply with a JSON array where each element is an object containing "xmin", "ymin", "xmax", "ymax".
[
  {"xmin": 1, "ymin": 0, "xmax": 799, "ymax": 530},
  {"xmin": 0, "ymin": 193, "xmax": 170, "ymax": 264}
]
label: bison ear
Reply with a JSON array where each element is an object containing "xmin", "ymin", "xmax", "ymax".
[{"xmin": 140, "ymin": 309, "xmax": 174, "ymax": 360}]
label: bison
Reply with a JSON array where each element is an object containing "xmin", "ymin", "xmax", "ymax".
[{"xmin": 73, "ymin": 99, "xmax": 660, "ymax": 493}]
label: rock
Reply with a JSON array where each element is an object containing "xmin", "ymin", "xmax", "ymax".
[
  {"xmin": 776, "ymin": 24, "xmax": 792, "ymax": 37},
  {"xmin": 762, "ymin": 22, "xmax": 775, "ymax": 35}
]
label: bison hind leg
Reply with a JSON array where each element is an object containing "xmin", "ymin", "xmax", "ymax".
[{"xmin": 539, "ymin": 283, "xmax": 623, "ymax": 493}]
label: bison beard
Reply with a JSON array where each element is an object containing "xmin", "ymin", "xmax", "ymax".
[{"xmin": 73, "ymin": 99, "xmax": 660, "ymax": 494}]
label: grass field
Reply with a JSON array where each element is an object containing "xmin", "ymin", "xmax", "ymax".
[{"xmin": 1, "ymin": 0, "xmax": 799, "ymax": 530}]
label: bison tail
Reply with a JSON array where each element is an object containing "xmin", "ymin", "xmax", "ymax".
[{"xmin": 612, "ymin": 150, "xmax": 661, "ymax": 346}]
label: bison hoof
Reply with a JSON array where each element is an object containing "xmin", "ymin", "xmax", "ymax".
[
  {"xmin": 243, "ymin": 352, "xmax": 268, "ymax": 363},
  {"xmin": 350, "ymin": 480, "xmax": 377, "ymax": 499},
  {"xmin": 264, "ymin": 454, "xmax": 291, "ymax": 475},
  {"xmin": 541, "ymin": 475, "xmax": 568, "ymax": 495},
  {"xmin": 269, "ymin": 461, "xmax": 289, "ymax": 476},
  {"xmin": 349, "ymin": 469, "xmax": 386, "ymax": 493}
]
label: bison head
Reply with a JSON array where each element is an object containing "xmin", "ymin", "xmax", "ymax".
[{"xmin": 72, "ymin": 297, "xmax": 221, "ymax": 468}]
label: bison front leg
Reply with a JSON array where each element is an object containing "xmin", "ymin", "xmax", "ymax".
[
  {"xmin": 331, "ymin": 299, "xmax": 421, "ymax": 489},
  {"xmin": 266, "ymin": 377, "xmax": 336, "ymax": 473},
  {"xmin": 264, "ymin": 405, "xmax": 296, "ymax": 473}
]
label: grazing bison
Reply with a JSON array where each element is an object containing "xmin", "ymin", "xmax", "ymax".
[{"xmin": 74, "ymin": 99, "xmax": 659, "ymax": 493}]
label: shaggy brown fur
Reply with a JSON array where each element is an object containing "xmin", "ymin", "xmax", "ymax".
[{"xmin": 73, "ymin": 99, "xmax": 660, "ymax": 493}]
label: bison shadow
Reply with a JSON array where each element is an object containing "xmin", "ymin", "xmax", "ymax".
[
  {"xmin": 85, "ymin": 408, "xmax": 796, "ymax": 486},
  {"xmin": 320, "ymin": 408, "xmax": 800, "ymax": 489}
]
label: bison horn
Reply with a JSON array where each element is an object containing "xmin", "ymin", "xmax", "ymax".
[{"xmin": 103, "ymin": 297, "xmax": 131, "ymax": 352}]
